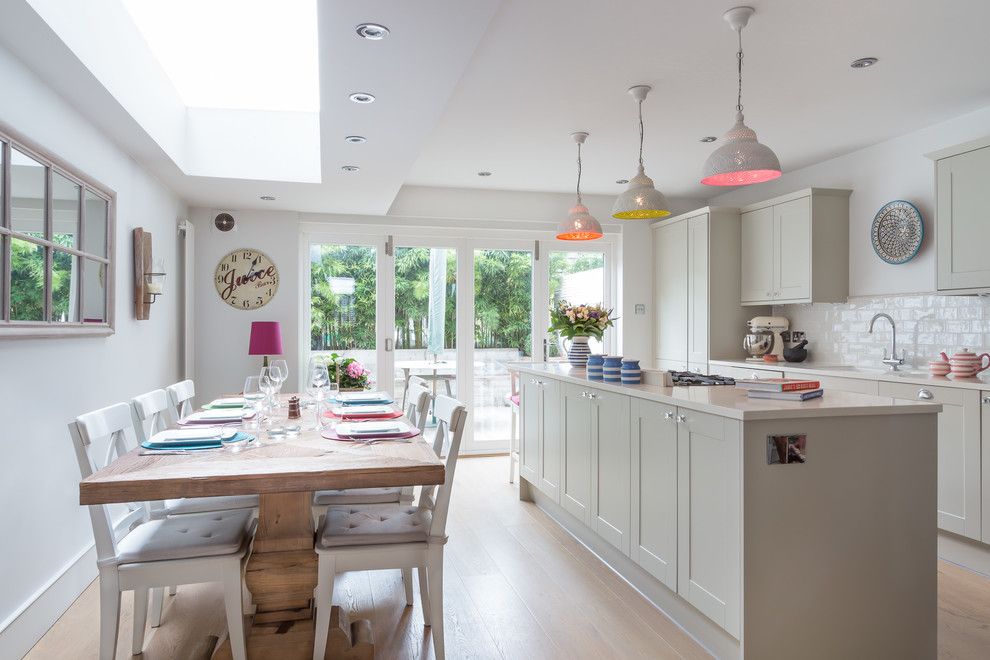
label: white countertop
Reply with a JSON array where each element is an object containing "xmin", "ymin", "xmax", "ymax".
[
  {"xmin": 509, "ymin": 362, "xmax": 941, "ymax": 421},
  {"xmin": 709, "ymin": 358, "xmax": 990, "ymax": 392}
]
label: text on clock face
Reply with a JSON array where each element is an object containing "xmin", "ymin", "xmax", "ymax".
[{"xmin": 214, "ymin": 249, "xmax": 279, "ymax": 310}]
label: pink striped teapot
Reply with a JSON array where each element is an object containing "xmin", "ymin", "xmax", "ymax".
[{"xmin": 941, "ymin": 349, "xmax": 990, "ymax": 378}]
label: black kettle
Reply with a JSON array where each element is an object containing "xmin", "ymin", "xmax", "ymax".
[{"xmin": 783, "ymin": 339, "xmax": 809, "ymax": 363}]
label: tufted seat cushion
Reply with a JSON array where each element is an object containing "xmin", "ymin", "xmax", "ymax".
[
  {"xmin": 313, "ymin": 488, "xmax": 401, "ymax": 506},
  {"xmin": 164, "ymin": 495, "xmax": 259, "ymax": 515},
  {"xmin": 116, "ymin": 509, "xmax": 254, "ymax": 565},
  {"xmin": 317, "ymin": 504, "xmax": 432, "ymax": 548}
]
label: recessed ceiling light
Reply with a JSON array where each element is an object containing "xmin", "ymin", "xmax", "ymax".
[
  {"xmin": 342, "ymin": 165, "xmax": 360, "ymax": 172},
  {"xmin": 355, "ymin": 23, "xmax": 390, "ymax": 40},
  {"xmin": 616, "ymin": 179, "xmax": 629, "ymax": 184},
  {"xmin": 699, "ymin": 136, "xmax": 718, "ymax": 143},
  {"xmin": 850, "ymin": 57, "xmax": 879, "ymax": 69},
  {"xmin": 345, "ymin": 135, "xmax": 367, "ymax": 143},
  {"xmin": 260, "ymin": 195, "xmax": 276, "ymax": 201},
  {"xmin": 477, "ymin": 171, "xmax": 492, "ymax": 177},
  {"xmin": 349, "ymin": 92, "xmax": 376, "ymax": 104}
]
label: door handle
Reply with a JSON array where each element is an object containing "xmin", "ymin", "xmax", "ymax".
[
  {"xmin": 384, "ymin": 338, "xmax": 394, "ymax": 352},
  {"xmin": 917, "ymin": 388, "xmax": 934, "ymax": 400}
]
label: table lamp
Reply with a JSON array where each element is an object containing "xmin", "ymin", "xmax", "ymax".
[{"xmin": 248, "ymin": 321, "xmax": 283, "ymax": 367}]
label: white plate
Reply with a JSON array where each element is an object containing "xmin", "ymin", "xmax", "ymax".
[
  {"xmin": 150, "ymin": 427, "xmax": 238, "ymax": 443},
  {"xmin": 183, "ymin": 409, "xmax": 248, "ymax": 422},
  {"xmin": 209, "ymin": 397, "xmax": 247, "ymax": 407},
  {"xmin": 331, "ymin": 404, "xmax": 394, "ymax": 416},
  {"xmin": 336, "ymin": 390, "xmax": 391, "ymax": 402},
  {"xmin": 335, "ymin": 420, "xmax": 413, "ymax": 436}
]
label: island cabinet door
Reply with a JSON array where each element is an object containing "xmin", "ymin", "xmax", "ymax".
[
  {"xmin": 519, "ymin": 376, "xmax": 543, "ymax": 484},
  {"xmin": 538, "ymin": 378, "xmax": 562, "ymax": 502},
  {"xmin": 590, "ymin": 388, "xmax": 631, "ymax": 556},
  {"xmin": 561, "ymin": 383, "xmax": 594, "ymax": 525},
  {"xmin": 677, "ymin": 409, "xmax": 742, "ymax": 639},
  {"xmin": 984, "ymin": 391, "xmax": 990, "ymax": 544},
  {"xmin": 880, "ymin": 381, "xmax": 982, "ymax": 540},
  {"xmin": 629, "ymin": 399, "xmax": 678, "ymax": 591}
]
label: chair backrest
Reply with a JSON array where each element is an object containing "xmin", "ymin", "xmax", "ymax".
[
  {"xmin": 405, "ymin": 382, "xmax": 433, "ymax": 431},
  {"xmin": 131, "ymin": 389, "xmax": 175, "ymax": 444},
  {"xmin": 408, "ymin": 375, "xmax": 430, "ymax": 391},
  {"xmin": 166, "ymin": 379, "xmax": 196, "ymax": 419},
  {"xmin": 68, "ymin": 403, "xmax": 137, "ymax": 563},
  {"xmin": 418, "ymin": 395, "xmax": 467, "ymax": 539}
]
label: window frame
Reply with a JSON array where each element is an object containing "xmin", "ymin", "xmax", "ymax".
[{"xmin": 0, "ymin": 122, "xmax": 116, "ymax": 338}]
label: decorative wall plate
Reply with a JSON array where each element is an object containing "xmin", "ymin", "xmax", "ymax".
[
  {"xmin": 871, "ymin": 200, "xmax": 923, "ymax": 264},
  {"xmin": 214, "ymin": 248, "xmax": 279, "ymax": 310}
]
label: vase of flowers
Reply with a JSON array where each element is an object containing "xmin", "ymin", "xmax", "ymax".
[
  {"xmin": 548, "ymin": 301, "xmax": 616, "ymax": 368},
  {"xmin": 319, "ymin": 353, "xmax": 372, "ymax": 390}
]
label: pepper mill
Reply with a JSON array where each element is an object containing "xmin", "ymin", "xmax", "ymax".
[{"xmin": 287, "ymin": 396, "xmax": 301, "ymax": 420}]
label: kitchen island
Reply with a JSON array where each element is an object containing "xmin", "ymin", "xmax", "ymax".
[{"xmin": 510, "ymin": 362, "xmax": 941, "ymax": 660}]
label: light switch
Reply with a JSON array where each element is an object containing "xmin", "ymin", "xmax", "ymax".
[{"xmin": 634, "ymin": 303, "xmax": 646, "ymax": 315}]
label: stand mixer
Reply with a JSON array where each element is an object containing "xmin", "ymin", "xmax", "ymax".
[{"xmin": 744, "ymin": 316, "xmax": 790, "ymax": 362}]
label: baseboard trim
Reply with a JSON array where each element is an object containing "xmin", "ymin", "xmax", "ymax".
[
  {"xmin": 939, "ymin": 530, "xmax": 990, "ymax": 577},
  {"xmin": 523, "ymin": 479, "xmax": 738, "ymax": 659},
  {"xmin": 0, "ymin": 509, "xmax": 142, "ymax": 659}
]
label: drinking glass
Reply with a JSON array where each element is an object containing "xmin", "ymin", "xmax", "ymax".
[
  {"xmin": 243, "ymin": 375, "xmax": 265, "ymax": 431},
  {"xmin": 322, "ymin": 381, "xmax": 340, "ymax": 431},
  {"xmin": 307, "ymin": 364, "xmax": 330, "ymax": 430},
  {"xmin": 270, "ymin": 359, "xmax": 288, "ymax": 406},
  {"xmin": 259, "ymin": 367, "xmax": 278, "ymax": 415}
]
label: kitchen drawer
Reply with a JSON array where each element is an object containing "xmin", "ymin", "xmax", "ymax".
[
  {"xmin": 785, "ymin": 372, "xmax": 878, "ymax": 395},
  {"xmin": 878, "ymin": 380, "xmax": 970, "ymax": 406},
  {"xmin": 709, "ymin": 364, "xmax": 784, "ymax": 381}
]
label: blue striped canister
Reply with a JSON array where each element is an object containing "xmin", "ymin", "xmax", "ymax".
[
  {"xmin": 586, "ymin": 354, "xmax": 605, "ymax": 380},
  {"xmin": 602, "ymin": 356, "xmax": 623, "ymax": 383},
  {"xmin": 620, "ymin": 358, "xmax": 642, "ymax": 385},
  {"xmin": 566, "ymin": 336, "xmax": 591, "ymax": 368}
]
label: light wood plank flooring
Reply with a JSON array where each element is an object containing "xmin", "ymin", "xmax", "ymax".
[{"xmin": 26, "ymin": 457, "xmax": 990, "ymax": 659}]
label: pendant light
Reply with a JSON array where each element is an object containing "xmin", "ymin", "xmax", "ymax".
[
  {"xmin": 556, "ymin": 132, "xmax": 603, "ymax": 241},
  {"xmin": 612, "ymin": 85, "xmax": 670, "ymax": 219},
  {"xmin": 701, "ymin": 6, "xmax": 781, "ymax": 186}
]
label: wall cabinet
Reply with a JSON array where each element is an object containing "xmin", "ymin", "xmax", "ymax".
[
  {"xmin": 653, "ymin": 207, "xmax": 762, "ymax": 372},
  {"xmin": 739, "ymin": 188, "xmax": 851, "ymax": 306},
  {"xmin": 879, "ymin": 381, "xmax": 982, "ymax": 540},
  {"xmin": 929, "ymin": 140, "xmax": 990, "ymax": 292},
  {"xmin": 677, "ymin": 408, "xmax": 742, "ymax": 638},
  {"xmin": 630, "ymin": 399, "xmax": 679, "ymax": 590}
]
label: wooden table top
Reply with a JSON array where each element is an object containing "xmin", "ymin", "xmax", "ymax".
[{"xmin": 79, "ymin": 408, "xmax": 444, "ymax": 505}]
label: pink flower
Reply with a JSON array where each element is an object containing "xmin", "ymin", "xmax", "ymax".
[{"xmin": 346, "ymin": 361, "xmax": 366, "ymax": 378}]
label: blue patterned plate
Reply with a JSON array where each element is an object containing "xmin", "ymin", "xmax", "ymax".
[{"xmin": 871, "ymin": 200, "xmax": 923, "ymax": 264}]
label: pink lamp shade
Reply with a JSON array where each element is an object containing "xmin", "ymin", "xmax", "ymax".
[{"xmin": 248, "ymin": 321, "xmax": 283, "ymax": 356}]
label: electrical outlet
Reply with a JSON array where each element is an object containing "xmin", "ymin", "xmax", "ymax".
[
  {"xmin": 634, "ymin": 303, "xmax": 646, "ymax": 315},
  {"xmin": 791, "ymin": 331, "xmax": 806, "ymax": 342}
]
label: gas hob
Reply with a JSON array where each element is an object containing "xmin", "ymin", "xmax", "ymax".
[{"xmin": 668, "ymin": 371, "xmax": 736, "ymax": 386}]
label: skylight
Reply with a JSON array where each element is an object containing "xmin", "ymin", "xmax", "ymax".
[{"xmin": 121, "ymin": 0, "xmax": 319, "ymax": 112}]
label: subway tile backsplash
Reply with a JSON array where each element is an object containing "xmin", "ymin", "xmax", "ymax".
[{"xmin": 775, "ymin": 294, "xmax": 990, "ymax": 369}]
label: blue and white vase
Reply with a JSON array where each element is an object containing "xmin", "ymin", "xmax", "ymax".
[
  {"xmin": 586, "ymin": 354, "xmax": 605, "ymax": 380},
  {"xmin": 621, "ymin": 358, "xmax": 642, "ymax": 385},
  {"xmin": 602, "ymin": 356, "xmax": 623, "ymax": 383},
  {"xmin": 565, "ymin": 336, "xmax": 591, "ymax": 368}
]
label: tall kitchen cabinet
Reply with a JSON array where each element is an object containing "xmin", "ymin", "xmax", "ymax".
[
  {"xmin": 927, "ymin": 138, "xmax": 990, "ymax": 292},
  {"xmin": 739, "ymin": 188, "xmax": 851, "ymax": 305},
  {"xmin": 519, "ymin": 375, "xmax": 561, "ymax": 501},
  {"xmin": 653, "ymin": 208, "xmax": 762, "ymax": 373}
]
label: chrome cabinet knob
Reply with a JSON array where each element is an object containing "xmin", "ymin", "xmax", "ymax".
[
  {"xmin": 664, "ymin": 412, "xmax": 674, "ymax": 421},
  {"xmin": 983, "ymin": 396, "xmax": 990, "ymax": 405},
  {"xmin": 917, "ymin": 388, "xmax": 934, "ymax": 400},
  {"xmin": 676, "ymin": 414, "xmax": 687, "ymax": 423}
]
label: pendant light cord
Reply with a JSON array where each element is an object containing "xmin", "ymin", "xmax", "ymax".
[
  {"xmin": 637, "ymin": 99, "xmax": 645, "ymax": 168},
  {"xmin": 736, "ymin": 28, "xmax": 744, "ymax": 113},
  {"xmin": 576, "ymin": 141, "xmax": 583, "ymax": 204}
]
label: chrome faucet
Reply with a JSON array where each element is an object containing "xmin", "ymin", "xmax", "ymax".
[{"xmin": 868, "ymin": 313, "xmax": 905, "ymax": 371}]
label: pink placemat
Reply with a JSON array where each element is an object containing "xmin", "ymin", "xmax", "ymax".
[
  {"xmin": 321, "ymin": 428, "xmax": 419, "ymax": 441},
  {"xmin": 323, "ymin": 409, "xmax": 403, "ymax": 421}
]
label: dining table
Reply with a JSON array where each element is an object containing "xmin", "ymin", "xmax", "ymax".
[{"xmin": 79, "ymin": 395, "xmax": 444, "ymax": 659}]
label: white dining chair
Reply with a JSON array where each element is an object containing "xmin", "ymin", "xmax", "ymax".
[
  {"xmin": 69, "ymin": 402, "xmax": 256, "ymax": 660},
  {"xmin": 312, "ymin": 395, "xmax": 468, "ymax": 660},
  {"xmin": 165, "ymin": 379, "xmax": 196, "ymax": 419}
]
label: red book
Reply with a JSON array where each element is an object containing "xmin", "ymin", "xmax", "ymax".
[{"xmin": 734, "ymin": 378, "xmax": 821, "ymax": 392}]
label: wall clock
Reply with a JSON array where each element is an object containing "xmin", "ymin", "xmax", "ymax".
[
  {"xmin": 214, "ymin": 248, "xmax": 279, "ymax": 310},
  {"xmin": 871, "ymin": 200, "xmax": 924, "ymax": 264}
]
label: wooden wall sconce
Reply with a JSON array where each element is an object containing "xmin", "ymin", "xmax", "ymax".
[{"xmin": 133, "ymin": 228, "xmax": 166, "ymax": 320}]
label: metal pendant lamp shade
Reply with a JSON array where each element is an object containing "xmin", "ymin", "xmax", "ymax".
[
  {"xmin": 701, "ymin": 7, "xmax": 781, "ymax": 187},
  {"xmin": 612, "ymin": 85, "xmax": 670, "ymax": 219},
  {"xmin": 557, "ymin": 132, "xmax": 603, "ymax": 241}
]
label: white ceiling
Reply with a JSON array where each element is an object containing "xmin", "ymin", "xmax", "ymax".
[{"xmin": 5, "ymin": 0, "xmax": 990, "ymax": 214}]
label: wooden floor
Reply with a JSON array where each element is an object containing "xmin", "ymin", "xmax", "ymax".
[{"xmin": 27, "ymin": 457, "xmax": 990, "ymax": 659}]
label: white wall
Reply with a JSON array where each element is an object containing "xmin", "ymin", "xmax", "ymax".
[
  {"xmin": 0, "ymin": 43, "xmax": 186, "ymax": 658},
  {"xmin": 705, "ymin": 104, "xmax": 990, "ymax": 297}
]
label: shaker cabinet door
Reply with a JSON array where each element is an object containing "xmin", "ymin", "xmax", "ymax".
[
  {"xmin": 937, "ymin": 146, "xmax": 990, "ymax": 291},
  {"xmin": 561, "ymin": 384, "xmax": 593, "ymax": 525},
  {"xmin": 519, "ymin": 377, "xmax": 542, "ymax": 483},
  {"xmin": 538, "ymin": 379, "xmax": 562, "ymax": 502},
  {"xmin": 773, "ymin": 197, "xmax": 812, "ymax": 302},
  {"xmin": 655, "ymin": 220, "xmax": 689, "ymax": 363},
  {"xmin": 740, "ymin": 207, "xmax": 775, "ymax": 303},
  {"xmin": 591, "ymin": 388, "xmax": 631, "ymax": 556}
]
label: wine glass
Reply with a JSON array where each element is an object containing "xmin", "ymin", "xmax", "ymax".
[
  {"xmin": 307, "ymin": 363, "xmax": 330, "ymax": 430},
  {"xmin": 259, "ymin": 367, "xmax": 278, "ymax": 415},
  {"xmin": 270, "ymin": 359, "xmax": 288, "ymax": 406},
  {"xmin": 243, "ymin": 375, "xmax": 265, "ymax": 431}
]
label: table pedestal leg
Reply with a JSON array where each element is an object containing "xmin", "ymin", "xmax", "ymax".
[{"xmin": 212, "ymin": 492, "xmax": 374, "ymax": 659}]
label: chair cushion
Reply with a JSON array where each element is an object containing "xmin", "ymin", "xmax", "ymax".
[
  {"xmin": 317, "ymin": 504, "xmax": 432, "ymax": 548},
  {"xmin": 116, "ymin": 509, "xmax": 254, "ymax": 564},
  {"xmin": 313, "ymin": 488, "xmax": 402, "ymax": 506},
  {"xmin": 509, "ymin": 394, "xmax": 520, "ymax": 407},
  {"xmin": 164, "ymin": 495, "xmax": 259, "ymax": 515}
]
